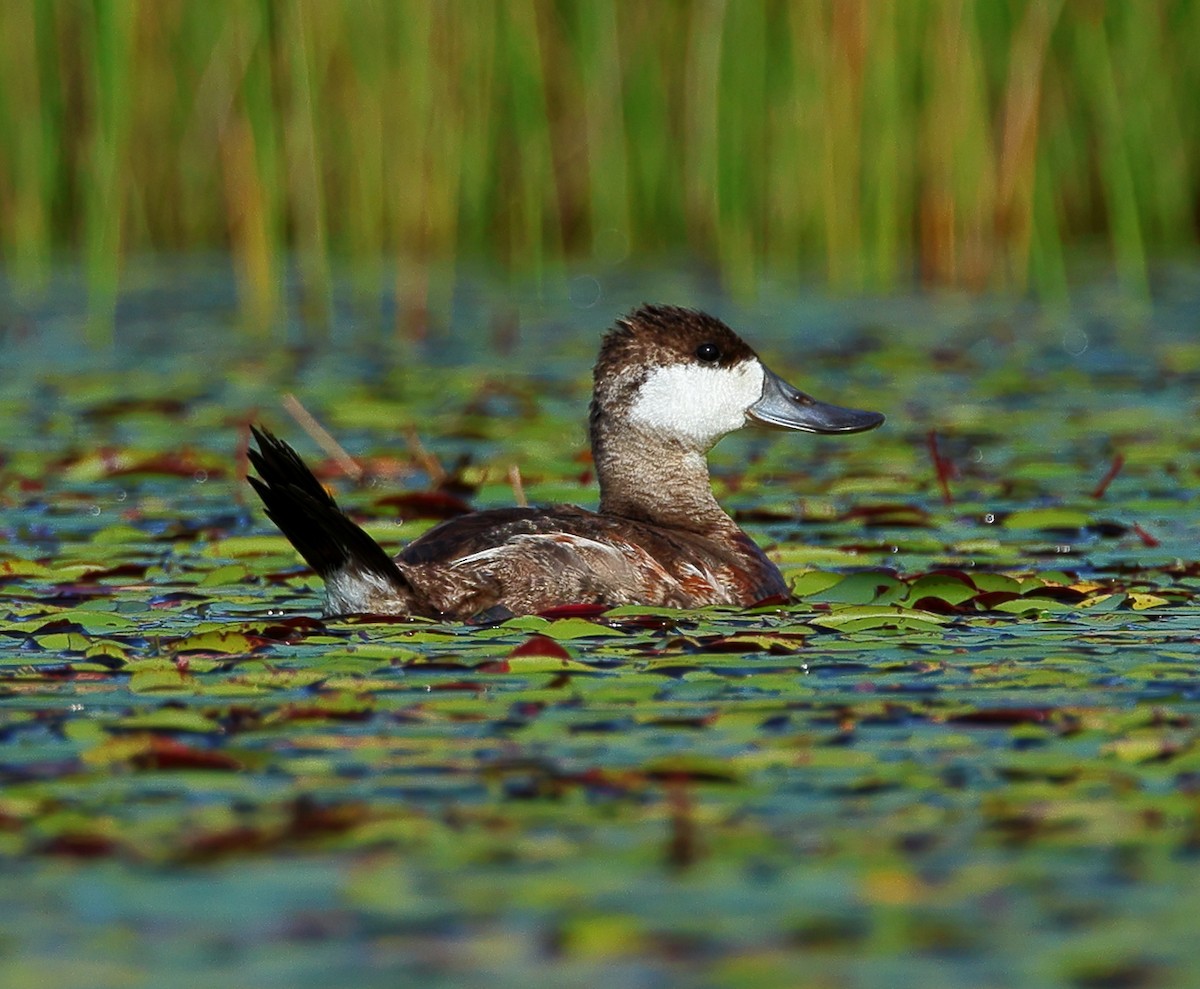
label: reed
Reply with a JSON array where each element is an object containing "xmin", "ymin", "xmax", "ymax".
[{"xmin": 0, "ymin": 0, "xmax": 1197, "ymax": 332}]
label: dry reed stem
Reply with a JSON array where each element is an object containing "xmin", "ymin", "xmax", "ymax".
[
  {"xmin": 507, "ymin": 464, "xmax": 527, "ymax": 507},
  {"xmin": 403, "ymin": 427, "xmax": 446, "ymax": 486},
  {"xmin": 281, "ymin": 393, "xmax": 363, "ymax": 481}
]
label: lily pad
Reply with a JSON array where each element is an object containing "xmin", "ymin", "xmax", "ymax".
[{"xmin": 3, "ymin": 277, "xmax": 1200, "ymax": 989}]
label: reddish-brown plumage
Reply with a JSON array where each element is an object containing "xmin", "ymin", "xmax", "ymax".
[
  {"xmin": 387, "ymin": 504, "xmax": 789, "ymax": 619},
  {"xmin": 248, "ymin": 305, "xmax": 883, "ymax": 621}
]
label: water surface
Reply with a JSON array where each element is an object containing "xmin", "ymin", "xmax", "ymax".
[{"xmin": 2, "ymin": 263, "xmax": 1199, "ymax": 988}]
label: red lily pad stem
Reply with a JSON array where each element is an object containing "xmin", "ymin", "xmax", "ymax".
[
  {"xmin": 927, "ymin": 430, "xmax": 954, "ymax": 505},
  {"xmin": 1091, "ymin": 452, "xmax": 1125, "ymax": 499},
  {"xmin": 1132, "ymin": 523, "xmax": 1160, "ymax": 548}
]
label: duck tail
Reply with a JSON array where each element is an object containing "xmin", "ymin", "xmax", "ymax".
[{"xmin": 246, "ymin": 426, "xmax": 415, "ymax": 613}]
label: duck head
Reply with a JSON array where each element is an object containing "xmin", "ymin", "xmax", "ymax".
[{"xmin": 591, "ymin": 304, "xmax": 884, "ymax": 452}]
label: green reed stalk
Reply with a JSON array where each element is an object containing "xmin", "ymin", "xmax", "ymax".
[
  {"xmin": 223, "ymin": 0, "xmax": 283, "ymax": 334},
  {"xmin": 575, "ymin": 1, "xmax": 632, "ymax": 262},
  {"xmin": 0, "ymin": 5, "xmax": 48, "ymax": 291},
  {"xmin": 715, "ymin": 3, "xmax": 765, "ymax": 295},
  {"xmin": 280, "ymin": 0, "xmax": 331, "ymax": 329},
  {"xmin": 1075, "ymin": 11, "xmax": 1148, "ymax": 298},
  {"xmin": 82, "ymin": 0, "xmax": 136, "ymax": 342},
  {"xmin": 0, "ymin": 0, "xmax": 1196, "ymax": 334},
  {"xmin": 860, "ymin": 2, "xmax": 905, "ymax": 291}
]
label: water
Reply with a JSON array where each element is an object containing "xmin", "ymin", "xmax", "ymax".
[{"xmin": 1, "ymin": 261, "xmax": 1199, "ymax": 988}]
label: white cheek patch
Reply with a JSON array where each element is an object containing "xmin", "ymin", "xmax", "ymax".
[{"xmin": 629, "ymin": 360, "xmax": 765, "ymax": 448}]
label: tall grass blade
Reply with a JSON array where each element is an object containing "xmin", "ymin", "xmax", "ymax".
[{"xmin": 0, "ymin": 0, "xmax": 1196, "ymax": 331}]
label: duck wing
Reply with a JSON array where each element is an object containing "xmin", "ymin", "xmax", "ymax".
[{"xmin": 396, "ymin": 506, "xmax": 753, "ymax": 618}]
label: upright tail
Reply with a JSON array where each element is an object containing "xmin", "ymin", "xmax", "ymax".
[{"xmin": 246, "ymin": 426, "xmax": 414, "ymax": 614}]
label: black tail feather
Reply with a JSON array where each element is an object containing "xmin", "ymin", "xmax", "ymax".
[{"xmin": 247, "ymin": 426, "xmax": 409, "ymax": 590}]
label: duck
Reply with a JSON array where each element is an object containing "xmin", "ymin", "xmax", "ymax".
[{"xmin": 248, "ymin": 304, "xmax": 883, "ymax": 621}]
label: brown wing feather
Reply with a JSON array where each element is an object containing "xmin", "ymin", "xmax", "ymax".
[{"xmin": 396, "ymin": 505, "xmax": 787, "ymax": 619}]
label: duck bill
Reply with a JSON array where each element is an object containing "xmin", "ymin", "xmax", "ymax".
[{"xmin": 747, "ymin": 367, "xmax": 885, "ymax": 434}]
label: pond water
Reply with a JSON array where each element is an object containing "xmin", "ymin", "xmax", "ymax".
[{"xmin": 2, "ymin": 261, "xmax": 1199, "ymax": 988}]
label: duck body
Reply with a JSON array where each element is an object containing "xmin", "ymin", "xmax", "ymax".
[
  {"xmin": 249, "ymin": 305, "xmax": 883, "ymax": 621},
  {"xmin": 392, "ymin": 505, "xmax": 787, "ymax": 618}
]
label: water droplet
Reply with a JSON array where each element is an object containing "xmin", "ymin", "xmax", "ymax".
[
  {"xmin": 1062, "ymin": 326, "xmax": 1089, "ymax": 357},
  {"xmin": 569, "ymin": 275, "xmax": 602, "ymax": 309},
  {"xmin": 193, "ymin": 469, "xmax": 209, "ymax": 483}
]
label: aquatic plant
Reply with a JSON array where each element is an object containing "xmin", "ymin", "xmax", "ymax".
[
  {"xmin": 0, "ymin": 0, "xmax": 1198, "ymax": 330},
  {"xmin": 2, "ymin": 284, "xmax": 1199, "ymax": 985}
]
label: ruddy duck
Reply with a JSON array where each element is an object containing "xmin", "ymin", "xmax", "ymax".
[{"xmin": 248, "ymin": 305, "xmax": 883, "ymax": 620}]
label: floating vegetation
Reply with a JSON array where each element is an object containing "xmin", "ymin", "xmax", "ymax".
[{"xmin": 2, "ymin": 279, "xmax": 1199, "ymax": 985}]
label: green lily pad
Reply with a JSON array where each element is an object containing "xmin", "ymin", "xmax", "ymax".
[
  {"xmin": 111, "ymin": 709, "xmax": 225, "ymax": 733},
  {"xmin": 1003, "ymin": 507, "xmax": 1092, "ymax": 530},
  {"xmin": 809, "ymin": 605, "xmax": 951, "ymax": 630}
]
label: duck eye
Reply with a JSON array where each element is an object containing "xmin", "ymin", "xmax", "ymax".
[{"xmin": 695, "ymin": 342, "xmax": 721, "ymax": 363}]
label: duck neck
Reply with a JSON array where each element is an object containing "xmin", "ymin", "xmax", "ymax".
[{"xmin": 591, "ymin": 419, "xmax": 735, "ymax": 534}]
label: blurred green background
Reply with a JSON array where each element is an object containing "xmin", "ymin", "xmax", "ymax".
[{"xmin": 1, "ymin": 0, "xmax": 1198, "ymax": 329}]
